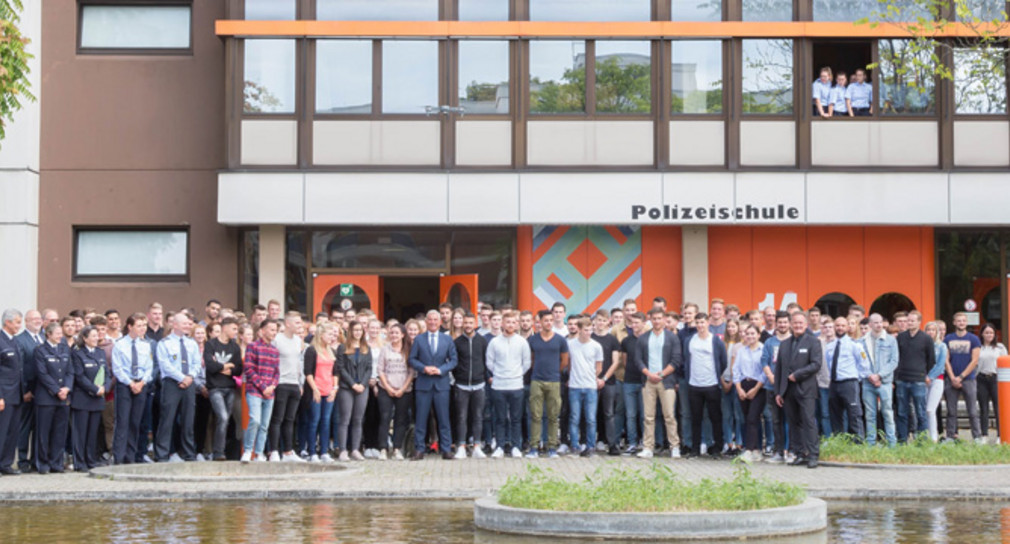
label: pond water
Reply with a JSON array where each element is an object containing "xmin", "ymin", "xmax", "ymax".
[{"xmin": 3, "ymin": 499, "xmax": 1009, "ymax": 543}]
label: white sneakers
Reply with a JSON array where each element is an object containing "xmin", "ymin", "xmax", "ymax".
[
  {"xmin": 392, "ymin": 449, "xmax": 405, "ymax": 461},
  {"xmin": 699, "ymin": 443, "xmax": 708, "ymax": 455},
  {"xmin": 491, "ymin": 447, "xmax": 505, "ymax": 459},
  {"xmin": 338, "ymin": 451, "xmax": 350, "ymax": 462},
  {"xmin": 378, "ymin": 449, "xmax": 388, "ymax": 461},
  {"xmin": 637, "ymin": 448, "xmax": 654, "ymax": 459},
  {"xmin": 282, "ymin": 452, "xmax": 304, "ymax": 463},
  {"xmin": 472, "ymin": 446, "xmax": 486, "ymax": 459},
  {"xmin": 268, "ymin": 451, "xmax": 281, "ymax": 462},
  {"xmin": 350, "ymin": 450, "xmax": 364, "ymax": 461},
  {"xmin": 168, "ymin": 453, "xmax": 184, "ymax": 463},
  {"xmin": 240, "ymin": 451, "xmax": 252, "ymax": 464},
  {"xmin": 320, "ymin": 453, "xmax": 334, "ymax": 463},
  {"xmin": 670, "ymin": 448, "xmax": 681, "ymax": 459},
  {"xmin": 557, "ymin": 444, "xmax": 570, "ymax": 455},
  {"xmin": 310, "ymin": 454, "xmax": 320, "ymax": 463},
  {"xmin": 454, "ymin": 447, "xmax": 468, "ymax": 460},
  {"xmin": 510, "ymin": 447, "xmax": 522, "ymax": 458}
]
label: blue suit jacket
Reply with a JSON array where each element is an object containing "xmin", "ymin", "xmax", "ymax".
[
  {"xmin": 71, "ymin": 347, "xmax": 110, "ymax": 411},
  {"xmin": 35, "ymin": 342, "xmax": 73, "ymax": 407},
  {"xmin": 409, "ymin": 331, "xmax": 458, "ymax": 392},
  {"xmin": 15, "ymin": 330, "xmax": 40, "ymax": 395},
  {"xmin": 0, "ymin": 332, "xmax": 23, "ymax": 404}
]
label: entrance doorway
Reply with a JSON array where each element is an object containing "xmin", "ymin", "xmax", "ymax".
[
  {"xmin": 383, "ymin": 277, "xmax": 440, "ymax": 322},
  {"xmin": 312, "ymin": 273, "xmax": 479, "ymax": 322}
]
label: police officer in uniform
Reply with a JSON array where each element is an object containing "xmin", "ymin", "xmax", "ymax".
[
  {"xmin": 71, "ymin": 326, "xmax": 111, "ymax": 471},
  {"xmin": 35, "ymin": 322, "xmax": 74, "ymax": 474},
  {"xmin": 0, "ymin": 309, "xmax": 25, "ymax": 475},
  {"xmin": 14, "ymin": 310, "xmax": 43, "ymax": 472}
]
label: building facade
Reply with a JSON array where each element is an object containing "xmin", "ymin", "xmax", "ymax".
[{"xmin": 29, "ymin": 0, "xmax": 1010, "ymax": 336}]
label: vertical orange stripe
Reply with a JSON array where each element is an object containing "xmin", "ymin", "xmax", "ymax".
[
  {"xmin": 641, "ymin": 226, "xmax": 682, "ymax": 311},
  {"xmin": 517, "ymin": 226, "xmax": 536, "ymax": 312}
]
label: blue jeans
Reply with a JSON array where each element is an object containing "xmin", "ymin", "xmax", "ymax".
[
  {"xmin": 493, "ymin": 388, "xmax": 524, "ymax": 449},
  {"xmin": 308, "ymin": 397, "xmax": 335, "ymax": 456},
  {"xmin": 622, "ymin": 382, "xmax": 644, "ymax": 447},
  {"xmin": 894, "ymin": 380, "xmax": 927, "ymax": 442},
  {"xmin": 721, "ymin": 390, "xmax": 744, "ymax": 446},
  {"xmin": 568, "ymin": 388, "xmax": 598, "ymax": 450},
  {"xmin": 244, "ymin": 393, "xmax": 274, "ymax": 455},
  {"xmin": 816, "ymin": 387, "xmax": 832, "ymax": 436},
  {"xmin": 862, "ymin": 382, "xmax": 896, "ymax": 447}
]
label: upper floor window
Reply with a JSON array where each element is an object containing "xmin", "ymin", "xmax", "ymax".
[
  {"xmin": 879, "ymin": 39, "xmax": 935, "ymax": 115},
  {"xmin": 458, "ymin": 40, "xmax": 510, "ymax": 114},
  {"xmin": 954, "ymin": 47, "xmax": 1007, "ymax": 115},
  {"xmin": 742, "ymin": 39, "xmax": 793, "ymax": 114},
  {"xmin": 529, "ymin": 0, "xmax": 651, "ymax": 21},
  {"xmin": 317, "ymin": 0, "xmax": 439, "ymax": 20},
  {"xmin": 79, "ymin": 4, "xmax": 191, "ymax": 51},
  {"xmin": 75, "ymin": 229, "xmax": 189, "ymax": 280},
  {"xmin": 244, "ymin": 40, "xmax": 297, "ymax": 114},
  {"xmin": 595, "ymin": 41, "xmax": 652, "ymax": 114},
  {"xmin": 529, "ymin": 40, "xmax": 587, "ymax": 114},
  {"xmin": 671, "ymin": 40, "xmax": 723, "ymax": 114},
  {"xmin": 671, "ymin": 0, "xmax": 722, "ymax": 21},
  {"xmin": 742, "ymin": 0, "xmax": 791, "ymax": 21},
  {"xmin": 316, "ymin": 40, "xmax": 373, "ymax": 114},
  {"xmin": 382, "ymin": 41, "xmax": 440, "ymax": 114},
  {"xmin": 245, "ymin": 0, "xmax": 296, "ymax": 19},
  {"xmin": 458, "ymin": 0, "xmax": 510, "ymax": 20}
]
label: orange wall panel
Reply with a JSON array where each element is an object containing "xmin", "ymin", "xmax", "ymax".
[
  {"xmin": 517, "ymin": 225, "xmax": 535, "ymax": 311},
  {"xmin": 805, "ymin": 227, "xmax": 866, "ymax": 305},
  {"xmin": 708, "ymin": 226, "xmax": 754, "ymax": 310},
  {"xmin": 750, "ymin": 227, "xmax": 809, "ymax": 310},
  {"xmin": 641, "ymin": 226, "xmax": 683, "ymax": 311}
]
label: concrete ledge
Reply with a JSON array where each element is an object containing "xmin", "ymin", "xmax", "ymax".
[
  {"xmin": 473, "ymin": 496, "xmax": 827, "ymax": 540},
  {"xmin": 90, "ymin": 461, "xmax": 350, "ymax": 482},
  {"xmin": 819, "ymin": 461, "xmax": 1010, "ymax": 471}
]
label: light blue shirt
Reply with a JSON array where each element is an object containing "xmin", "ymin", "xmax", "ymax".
[
  {"xmin": 861, "ymin": 332, "xmax": 898, "ymax": 384},
  {"xmin": 733, "ymin": 343, "xmax": 766, "ymax": 384},
  {"xmin": 845, "ymin": 81, "xmax": 872, "ymax": 109},
  {"xmin": 111, "ymin": 335, "xmax": 154, "ymax": 384},
  {"xmin": 647, "ymin": 330, "xmax": 664, "ymax": 374},
  {"xmin": 826, "ymin": 335, "xmax": 870, "ymax": 381},
  {"xmin": 812, "ymin": 79, "xmax": 832, "ymax": 106},
  {"xmin": 829, "ymin": 86, "xmax": 848, "ymax": 113},
  {"xmin": 156, "ymin": 333, "xmax": 204, "ymax": 387},
  {"xmin": 929, "ymin": 341, "xmax": 948, "ymax": 381}
]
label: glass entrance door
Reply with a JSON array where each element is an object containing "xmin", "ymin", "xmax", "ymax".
[{"xmin": 936, "ymin": 230, "xmax": 1005, "ymax": 340}]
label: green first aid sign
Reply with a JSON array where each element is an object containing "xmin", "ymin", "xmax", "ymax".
[{"xmin": 339, "ymin": 284, "xmax": 354, "ymax": 297}]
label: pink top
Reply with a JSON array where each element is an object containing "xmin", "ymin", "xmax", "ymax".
[{"xmin": 315, "ymin": 349, "xmax": 336, "ymax": 397}]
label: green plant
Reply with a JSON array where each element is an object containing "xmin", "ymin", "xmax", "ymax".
[
  {"xmin": 497, "ymin": 464, "xmax": 805, "ymax": 513},
  {"xmin": 0, "ymin": 0, "xmax": 34, "ymax": 144},
  {"xmin": 820, "ymin": 433, "xmax": 1010, "ymax": 465}
]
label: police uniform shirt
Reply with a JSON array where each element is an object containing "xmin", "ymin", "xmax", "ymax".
[
  {"xmin": 829, "ymin": 85, "xmax": 848, "ymax": 113},
  {"xmin": 825, "ymin": 335, "xmax": 870, "ymax": 382},
  {"xmin": 845, "ymin": 82, "xmax": 872, "ymax": 109},
  {"xmin": 812, "ymin": 79, "xmax": 832, "ymax": 106}
]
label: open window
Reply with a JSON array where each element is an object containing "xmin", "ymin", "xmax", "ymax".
[{"xmin": 811, "ymin": 40, "xmax": 873, "ymax": 117}]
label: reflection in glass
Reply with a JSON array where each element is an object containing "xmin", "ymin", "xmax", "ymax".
[
  {"xmin": 312, "ymin": 231, "xmax": 448, "ymax": 269},
  {"xmin": 458, "ymin": 41, "xmax": 510, "ymax": 114},
  {"xmin": 671, "ymin": 40, "xmax": 723, "ymax": 114},
  {"xmin": 741, "ymin": 39, "xmax": 793, "ymax": 114},
  {"xmin": 530, "ymin": 0, "xmax": 651, "ymax": 21},
  {"xmin": 529, "ymin": 40, "xmax": 587, "ymax": 114},
  {"xmin": 316, "ymin": 40, "xmax": 373, "ymax": 114},
  {"xmin": 245, "ymin": 0, "xmax": 296, "ymax": 20},
  {"xmin": 382, "ymin": 41, "xmax": 439, "ymax": 114},
  {"xmin": 76, "ymin": 231, "xmax": 188, "ymax": 276},
  {"xmin": 459, "ymin": 0, "xmax": 510, "ymax": 20},
  {"xmin": 286, "ymin": 231, "xmax": 307, "ymax": 315},
  {"xmin": 672, "ymin": 0, "xmax": 722, "ymax": 22},
  {"xmin": 595, "ymin": 41, "xmax": 651, "ymax": 114},
  {"xmin": 879, "ymin": 39, "xmax": 935, "ymax": 115},
  {"xmin": 244, "ymin": 40, "xmax": 296, "ymax": 113},
  {"xmin": 79, "ymin": 6, "xmax": 190, "ymax": 49},
  {"xmin": 451, "ymin": 231, "xmax": 514, "ymax": 308},
  {"xmin": 742, "ymin": 0, "xmax": 791, "ymax": 21},
  {"xmin": 316, "ymin": 0, "xmax": 438, "ymax": 20},
  {"xmin": 812, "ymin": 0, "xmax": 874, "ymax": 21},
  {"xmin": 963, "ymin": 0, "xmax": 1007, "ymax": 20},
  {"xmin": 242, "ymin": 230, "xmax": 259, "ymax": 313},
  {"xmin": 954, "ymin": 47, "xmax": 1007, "ymax": 114}
]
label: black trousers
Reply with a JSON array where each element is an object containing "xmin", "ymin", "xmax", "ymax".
[
  {"xmin": 599, "ymin": 382, "xmax": 620, "ymax": 447},
  {"xmin": 72, "ymin": 409, "xmax": 102, "ymax": 470},
  {"xmin": 452, "ymin": 386, "xmax": 485, "ymax": 446},
  {"xmin": 378, "ymin": 388, "xmax": 414, "ymax": 451},
  {"xmin": 36, "ymin": 404, "xmax": 69, "ymax": 472},
  {"xmin": 113, "ymin": 383, "xmax": 146, "ymax": 464},
  {"xmin": 689, "ymin": 385, "xmax": 723, "ymax": 454},
  {"xmin": 829, "ymin": 380, "xmax": 864, "ymax": 438},
  {"xmin": 766, "ymin": 389, "xmax": 787, "ymax": 454},
  {"xmin": 739, "ymin": 379, "xmax": 766, "ymax": 451},
  {"xmin": 155, "ymin": 378, "xmax": 196, "ymax": 461},
  {"xmin": 783, "ymin": 390, "xmax": 819, "ymax": 458},
  {"xmin": 194, "ymin": 393, "xmax": 211, "ymax": 455},
  {"xmin": 17, "ymin": 399, "xmax": 34, "ymax": 468},
  {"xmin": 0, "ymin": 401, "xmax": 19, "ymax": 470},
  {"xmin": 268, "ymin": 384, "xmax": 301, "ymax": 454},
  {"xmin": 978, "ymin": 373, "xmax": 999, "ymax": 436}
]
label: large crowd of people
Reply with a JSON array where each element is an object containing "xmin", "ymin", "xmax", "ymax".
[{"xmin": 0, "ymin": 295, "xmax": 1001, "ymax": 474}]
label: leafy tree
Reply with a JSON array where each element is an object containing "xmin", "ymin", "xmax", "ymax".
[
  {"xmin": 243, "ymin": 80, "xmax": 282, "ymax": 113},
  {"xmin": 595, "ymin": 57, "xmax": 651, "ymax": 113},
  {"xmin": 0, "ymin": 0, "xmax": 34, "ymax": 145}
]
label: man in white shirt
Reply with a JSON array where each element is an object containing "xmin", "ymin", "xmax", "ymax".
[
  {"xmin": 567, "ymin": 317, "xmax": 603, "ymax": 458},
  {"xmin": 486, "ymin": 312, "xmax": 531, "ymax": 458},
  {"xmin": 551, "ymin": 302, "xmax": 568, "ymax": 337}
]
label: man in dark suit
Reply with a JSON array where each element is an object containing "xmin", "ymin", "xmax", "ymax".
[
  {"xmin": 0, "ymin": 309, "xmax": 25, "ymax": 475},
  {"xmin": 14, "ymin": 310, "xmax": 43, "ymax": 472},
  {"xmin": 409, "ymin": 310, "xmax": 458, "ymax": 460},
  {"xmin": 774, "ymin": 311, "xmax": 823, "ymax": 468}
]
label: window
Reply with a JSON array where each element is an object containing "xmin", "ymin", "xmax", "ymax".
[
  {"xmin": 671, "ymin": 0, "xmax": 722, "ymax": 21},
  {"xmin": 316, "ymin": 0, "xmax": 438, "ymax": 20},
  {"xmin": 244, "ymin": 40, "xmax": 296, "ymax": 114},
  {"xmin": 812, "ymin": 0, "xmax": 874, "ymax": 21},
  {"xmin": 879, "ymin": 39, "xmax": 935, "ymax": 115},
  {"xmin": 529, "ymin": 0, "xmax": 650, "ymax": 21},
  {"xmin": 529, "ymin": 40, "xmax": 587, "ymax": 114},
  {"xmin": 75, "ymin": 229, "xmax": 188, "ymax": 279},
  {"xmin": 741, "ymin": 39, "xmax": 793, "ymax": 114},
  {"xmin": 245, "ymin": 0, "xmax": 296, "ymax": 20},
  {"xmin": 79, "ymin": 5, "xmax": 191, "ymax": 50},
  {"xmin": 955, "ymin": 47, "xmax": 1007, "ymax": 114},
  {"xmin": 458, "ymin": 41, "xmax": 510, "ymax": 114},
  {"xmin": 595, "ymin": 41, "xmax": 651, "ymax": 114},
  {"xmin": 459, "ymin": 0, "xmax": 509, "ymax": 20},
  {"xmin": 671, "ymin": 40, "xmax": 723, "ymax": 114},
  {"xmin": 382, "ymin": 41, "xmax": 439, "ymax": 114},
  {"xmin": 963, "ymin": 0, "xmax": 1006, "ymax": 20},
  {"xmin": 316, "ymin": 40, "xmax": 373, "ymax": 114},
  {"xmin": 742, "ymin": 0, "xmax": 791, "ymax": 21}
]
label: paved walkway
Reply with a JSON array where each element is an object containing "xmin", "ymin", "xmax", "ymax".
[{"xmin": 1, "ymin": 455, "xmax": 1008, "ymax": 502}]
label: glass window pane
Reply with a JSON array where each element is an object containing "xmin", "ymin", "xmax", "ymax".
[
  {"xmin": 529, "ymin": 40, "xmax": 586, "ymax": 114},
  {"xmin": 530, "ymin": 0, "xmax": 650, "ymax": 21},
  {"xmin": 963, "ymin": 0, "xmax": 1006, "ymax": 20},
  {"xmin": 671, "ymin": 40, "xmax": 723, "ymax": 114},
  {"xmin": 244, "ymin": 40, "xmax": 296, "ymax": 113},
  {"xmin": 382, "ymin": 41, "xmax": 439, "ymax": 114},
  {"xmin": 812, "ymin": 0, "xmax": 874, "ymax": 21},
  {"xmin": 317, "ymin": 40, "xmax": 373, "ymax": 114},
  {"xmin": 595, "ymin": 41, "xmax": 651, "ymax": 114},
  {"xmin": 742, "ymin": 39, "xmax": 793, "ymax": 114},
  {"xmin": 245, "ymin": 0, "xmax": 296, "ymax": 20},
  {"xmin": 80, "ymin": 6, "xmax": 190, "ymax": 49},
  {"xmin": 742, "ymin": 0, "xmax": 791, "ymax": 21},
  {"xmin": 459, "ymin": 41, "xmax": 510, "ymax": 114},
  {"xmin": 672, "ymin": 0, "xmax": 722, "ymax": 22},
  {"xmin": 317, "ymin": 0, "xmax": 438, "ymax": 20},
  {"xmin": 879, "ymin": 39, "xmax": 935, "ymax": 115},
  {"xmin": 955, "ymin": 47, "xmax": 1007, "ymax": 114},
  {"xmin": 459, "ymin": 0, "xmax": 510, "ymax": 20},
  {"xmin": 311, "ymin": 231, "xmax": 448, "ymax": 268},
  {"xmin": 450, "ymin": 230, "xmax": 514, "ymax": 308},
  {"xmin": 76, "ymin": 231, "xmax": 188, "ymax": 276}
]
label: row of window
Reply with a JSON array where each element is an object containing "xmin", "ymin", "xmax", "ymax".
[
  {"xmin": 74, "ymin": 229, "xmax": 189, "ymax": 280},
  {"xmin": 244, "ymin": 38, "xmax": 1009, "ymax": 117}
]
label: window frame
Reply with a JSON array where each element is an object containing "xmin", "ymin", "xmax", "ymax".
[
  {"xmin": 951, "ymin": 41, "xmax": 1010, "ymax": 119},
  {"xmin": 77, "ymin": 0, "xmax": 194, "ymax": 56},
  {"xmin": 240, "ymin": 38, "xmax": 302, "ymax": 119},
  {"xmin": 668, "ymin": 38, "xmax": 727, "ymax": 118},
  {"xmin": 739, "ymin": 37, "xmax": 797, "ymax": 118},
  {"xmin": 72, "ymin": 226, "xmax": 191, "ymax": 283},
  {"xmin": 454, "ymin": 39, "xmax": 514, "ymax": 118}
]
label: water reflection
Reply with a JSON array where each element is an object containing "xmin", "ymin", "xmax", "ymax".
[{"xmin": 1, "ymin": 500, "xmax": 1008, "ymax": 543}]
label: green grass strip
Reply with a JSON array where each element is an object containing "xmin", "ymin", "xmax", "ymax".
[
  {"xmin": 497, "ymin": 464, "xmax": 805, "ymax": 513},
  {"xmin": 820, "ymin": 433, "xmax": 1010, "ymax": 465}
]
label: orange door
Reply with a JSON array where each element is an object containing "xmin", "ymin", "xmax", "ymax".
[
  {"xmin": 313, "ymin": 274, "xmax": 382, "ymax": 320},
  {"xmin": 440, "ymin": 274, "xmax": 479, "ymax": 314}
]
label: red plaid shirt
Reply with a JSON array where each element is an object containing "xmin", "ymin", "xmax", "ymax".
[{"xmin": 244, "ymin": 340, "xmax": 280, "ymax": 399}]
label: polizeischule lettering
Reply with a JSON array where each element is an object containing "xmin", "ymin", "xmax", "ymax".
[{"xmin": 631, "ymin": 204, "xmax": 801, "ymax": 221}]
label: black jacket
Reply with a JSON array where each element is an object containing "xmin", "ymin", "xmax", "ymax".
[
  {"xmin": 71, "ymin": 347, "xmax": 111, "ymax": 411},
  {"xmin": 774, "ymin": 332, "xmax": 822, "ymax": 398},
  {"xmin": 0, "ymin": 332, "xmax": 23, "ymax": 405},
  {"xmin": 35, "ymin": 342, "xmax": 73, "ymax": 407},
  {"xmin": 453, "ymin": 333, "xmax": 489, "ymax": 387},
  {"xmin": 337, "ymin": 345, "xmax": 373, "ymax": 391}
]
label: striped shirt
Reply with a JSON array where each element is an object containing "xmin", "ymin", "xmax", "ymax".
[{"xmin": 244, "ymin": 340, "xmax": 280, "ymax": 399}]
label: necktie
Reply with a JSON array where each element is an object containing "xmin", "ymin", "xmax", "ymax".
[
  {"xmin": 131, "ymin": 339, "xmax": 139, "ymax": 380},
  {"xmin": 429, "ymin": 332, "xmax": 436, "ymax": 355},
  {"xmin": 180, "ymin": 337, "xmax": 189, "ymax": 376},
  {"xmin": 831, "ymin": 340, "xmax": 841, "ymax": 384},
  {"xmin": 34, "ymin": 334, "xmax": 41, "ymax": 345}
]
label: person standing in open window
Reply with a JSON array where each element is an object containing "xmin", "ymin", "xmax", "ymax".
[
  {"xmin": 828, "ymin": 71, "xmax": 851, "ymax": 117},
  {"xmin": 845, "ymin": 68, "xmax": 873, "ymax": 116},
  {"xmin": 812, "ymin": 67, "xmax": 833, "ymax": 118}
]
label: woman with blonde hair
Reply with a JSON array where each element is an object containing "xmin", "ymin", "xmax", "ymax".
[
  {"xmin": 924, "ymin": 320, "xmax": 948, "ymax": 442},
  {"xmin": 449, "ymin": 308, "xmax": 466, "ymax": 339},
  {"xmin": 304, "ymin": 322, "xmax": 339, "ymax": 462}
]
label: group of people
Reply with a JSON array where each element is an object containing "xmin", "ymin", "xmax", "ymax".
[
  {"xmin": 0, "ymin": 295, "xmax": 1000, "ymax": 474},
  {"xmin": 812, "ymin": 66, "xmax": 873, "ymax": 117}
]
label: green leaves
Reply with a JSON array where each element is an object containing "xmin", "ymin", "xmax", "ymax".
[
  {"xmin": 0, "ymin": 0, "xmax": 34, "ymax": 145},
  {"xmin": 820, "ymin": 433, "xmax": 1010, "ymax": 464}
]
